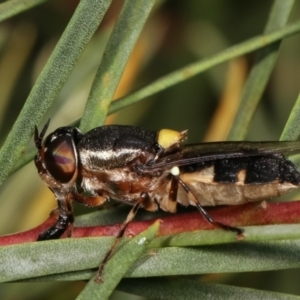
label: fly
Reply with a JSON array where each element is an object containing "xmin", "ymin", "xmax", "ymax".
[{"xmin": 34, "ymin": 121, "xmax": 300, "ymax": 282}]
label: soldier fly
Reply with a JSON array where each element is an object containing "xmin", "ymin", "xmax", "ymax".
[{"xmin": 34, "ymin": 120, "xmax": 300, "ymax": 282}]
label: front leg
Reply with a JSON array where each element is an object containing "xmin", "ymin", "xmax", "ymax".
[{"xmin": 37, "ymin": 192, "xmax": 74, "ymax": 241}]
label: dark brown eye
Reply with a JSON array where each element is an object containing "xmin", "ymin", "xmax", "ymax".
[{"xmin": 44, "ymin": 135, "xmax": 77, "ymax": 183}]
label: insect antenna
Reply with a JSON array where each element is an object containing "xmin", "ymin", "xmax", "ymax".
[
  {"xmin": 176, "ymin": 176, "xmax": 244, "ymax": 236},
  {"xmin": 34, "ymin": 119, "xmax": 50, "ymax": 150}
]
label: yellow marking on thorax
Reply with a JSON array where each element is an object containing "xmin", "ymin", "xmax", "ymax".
[{"xmin": 157, "ymin": 129, "xmax": 187, "ymax": 149}]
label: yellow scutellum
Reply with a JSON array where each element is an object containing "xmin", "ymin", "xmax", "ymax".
[{"xmin": 157, "ymin": 129, "xmax": 187, "ymax": 149}]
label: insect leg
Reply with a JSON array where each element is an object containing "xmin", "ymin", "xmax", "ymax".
[
  {"xmin": 37, "ymin": 193, "xmax": 73, "ymax": 240},
  {"xmin": 169, "ymin": 175, "xmax": 179, "ymax": 202},
  {"xmin": 95, "ymin": 192, "xmax": 148, "ymax": 283},
  {"xmin": 177, "ymin": 176, "xmax": 244, "ymax": 235},
  {"xmin": 165, "ymin": 175, "xmax": 179, "ymax": 212}
]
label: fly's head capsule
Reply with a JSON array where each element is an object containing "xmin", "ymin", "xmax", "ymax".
[{"xmin": 34, "ymin": 122, "xmax": 82, "ymax": 189}]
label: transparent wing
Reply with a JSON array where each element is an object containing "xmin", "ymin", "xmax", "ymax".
[{"xmin": 145, "ymin": 140, "xmax": 300, "ymax": 171}]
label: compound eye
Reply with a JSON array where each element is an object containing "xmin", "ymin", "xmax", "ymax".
[{"xmin": 44, "ymin": 135, "xmax": 77, "ymax": 183}]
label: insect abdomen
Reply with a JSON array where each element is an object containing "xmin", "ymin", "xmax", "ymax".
[
  {"xmin": 181, "ymin": 154, "xmax": 300, "ymax": 185},
  {"xmin": 177, "ymin": 154, "xmax": 300, "ymax": 206}
]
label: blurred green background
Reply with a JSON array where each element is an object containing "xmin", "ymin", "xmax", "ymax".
[{"xmin": 0, "ymin": 0, "xmax": 300, "ymax": 299}]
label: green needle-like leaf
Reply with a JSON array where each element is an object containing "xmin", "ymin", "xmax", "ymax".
[
  {"xmin": 118, "ymin": 278, "xmax": 300, "ymax": 300},
  {"xmin": 280, "ymin": 93, "xmax": 300, "ymax": 141},
  {"xmin": 227, "ymin": 0, "xmax": 295, "ymax": 140},
  {"xmin": 76, "ymin": 220, "xmax": 160, "ymax": 300},
  {"xmin": 80, "ymin": 0, "xmax": 156, "ymax": 132}
]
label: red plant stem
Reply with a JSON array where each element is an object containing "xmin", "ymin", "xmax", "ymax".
[{"xmin": 1, "ymin": 200, "xmax": 300, "ymax": 246}]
